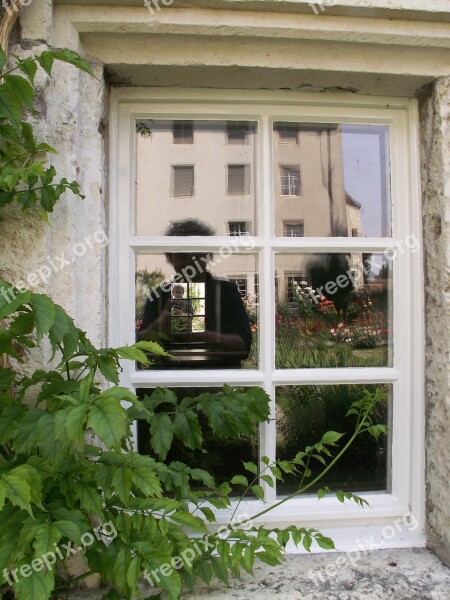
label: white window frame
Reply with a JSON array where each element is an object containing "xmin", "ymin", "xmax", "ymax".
[
  {"xmin": 109, "ymin": 88, "xmax": 424, "ymax": 552},
  {"xmin": 280, "ymin": 165, "xmax": 301, "ymax": 196}
]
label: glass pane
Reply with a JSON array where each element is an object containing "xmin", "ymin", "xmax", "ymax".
[
  {"xmin": 276, "ymin": 384, "xmax": 391, "ymax": 495},
  {"xmin": 136, "ymin": 387, "xmax": 258, "ymax": 491},
  {"xmin": 136, "ymin": 253, "xmax": 258, "ymax": 369},
  {"xmin": 275, "ymin": 253, "xmax": 392, "ymax": 368},
  {"xmin": 135, "ymin": 120, "xmax": 258, "ymax": 236},
  {"xmin": 273, "ymin": 123, "xmax": 390, "ymax": 237}
]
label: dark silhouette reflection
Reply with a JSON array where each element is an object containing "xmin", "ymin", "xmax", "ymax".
[
  {"xmin": 136, "ymin": 220, "xmax": 254, "ymax": 479},
  {"xmin": 137, "ymin": 220, "xmax": 252, "ymax": 369}
]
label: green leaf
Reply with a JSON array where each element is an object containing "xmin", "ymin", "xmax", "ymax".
[
  {"xmin": 195, "ymin": 559, "xmax": 212, "ymax": 584},
  {"xmin": 150, "ymin": 413, "xmax": 174, "ymax": 460},
  {"xmin": 230, "ymin": 475, "xmax": 248, "ymax": 487},
  {"xmin": 0, "ymin": 282, "xmax": 31, "ymax": 320},
  {"xmin": 53, "ymin": 519, "xmax": 83, "ymax": 545},
  {"xmin": 199, "ymin": 507, "xmax": 216, "ymax": 523},
  {"xmin": 96, "ymin": 355, "xmax": 120, "ymax": 384},
  {"xmin": 36, "ymin": 52, "xmax": 54, "ymax": 76},
  {"xmin": 1, "ymin": 473, "xmax": 33, "ymax": 515},
  {"xmin": 133, "ymin": 340, "xmax": 169, "ymax": 356},
  {"xmin": 336, "ymin": 489, "xmax": 345, "ymax": 503},
  {"xmin": 32, "ymin": 522, "xmax": 62, "ymax": 557},
  {"xmin": 115, "ymin": 345, "xmax": 149, "ymax": 364},
  {"xmin": 0, "ymin": 367, "xmax": 15, "ymax": 390},
  {"xmin": 174, "ymin": 410, "xmax": 202, "ymax": 450},
  {"xmin": 243, "ymin": 461, "xmax": 258, "ymax": 475},
  {"xmin": 158, "ymin": 570, "xmax": 182, "ymax": 600},
  {"xmin": 241, "ymin": 544, "xmax": 255, "ymax": 574},
  {"xmin": 88, "ymin": 397, "xmax": 128, "ymax": 450},
  {"xmin": 321, "ymin": 431, "xmax": 344, "ymax": 446},
  {"xmin": 4, "ymin": 74, "xmax": 34, "ymax": 110},
  {"xmin": 18, "ymin": 57, "xmax": 38, "ymax": 82},
  {"xmin": 316, "ymin": 535, "xmax": 335, "ymax": 550},
  {"xmin": 0, "ymin": 84, "xmax": 22, "ymax": 125},
  {"xmin": 130, "ymin": 467, "xmax": 161, "ymax": 497},
  {"xmin": 260, "ymin": 474, "xmax": 274, "ymax": 488},
  {"xmin": 211, "ymin": 557, "xmax": 229, "ymax": 585},
  {"xmin": 170, "ymin": 510, "xmax": 207, "ymax": 533},
  {"xmin": 14, "ymin": 569, "xmax": 54, "ymax": 600},
  {"xmin": 250, "ymin": 484, "xmax": 265, "ymax": 500},
  {"xmin": 112, "ymin": 466, "xmax": 133, "ymax": 504},
  {"xmin": 46, "ymin": 49, "xmax": 92, "ymax": 75},
  {"xmin": 31, "ymin": 294, "xmax": 56, "ymax": 341}
]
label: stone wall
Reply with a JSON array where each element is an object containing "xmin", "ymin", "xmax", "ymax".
[{"xmin": 419, "ymin": 78, "xmax": 450, "ymax": 566}]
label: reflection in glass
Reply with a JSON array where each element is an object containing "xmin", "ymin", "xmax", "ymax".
[
  {"xmin": 276, "ymin": 384, "xmax": 391, "ymax": 495},
  {"xmin": 136, "ymin": 387, "xmax": 258, "ymax": 490},
  {"xmin": 136, "ymin": 252, "xmax": 258, "ymax": 369},
  {"xmin": 135, "ymin": 120, "xmax": 258, "ymax": 236},
  {"xmin": 275, "ymin": 253, "xmax": 392, "ymax": 368},
  {"xmin": 273, "ymin": 123, "xmax": 390, "ymax": 237}
]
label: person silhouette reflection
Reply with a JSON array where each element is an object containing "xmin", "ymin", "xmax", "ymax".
[{"xmin": 137, "ymin": 220, "xmax": 252, "ymax": 369}]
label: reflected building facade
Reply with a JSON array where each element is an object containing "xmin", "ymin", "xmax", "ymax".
[{"xmin": 135, "ymin": 120, "xmax": 363, "ymax": 310}]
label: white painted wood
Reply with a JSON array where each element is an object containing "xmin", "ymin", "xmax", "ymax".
[{"xmin": 109, "ymin": 88, "xmax": 424, "ymax": 549}]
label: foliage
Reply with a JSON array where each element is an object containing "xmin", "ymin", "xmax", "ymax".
[
  {"xmin": 0, "ymin": 47, "xmax": 92, "ymax": 218},
  {"xmin": 0, "ymin": 281, "xmax": 387, "ymax": 599}
]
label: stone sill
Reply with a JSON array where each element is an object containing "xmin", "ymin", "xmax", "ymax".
[{"xmin": 67, "ymin": 548, "xmax": 450, "ymax": 599}]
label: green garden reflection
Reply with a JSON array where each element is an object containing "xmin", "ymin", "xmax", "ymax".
[
  {"xmin": 276, "ymin": 384, "xmax": 391, "ymax": 495},
  {"xmin": 274, "ymin": 253, "xmax": 392, "ymax": 369}
]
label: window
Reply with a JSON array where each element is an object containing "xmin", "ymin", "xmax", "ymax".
[
  {"xmin": 284, "ymin": 221, "xmax": 304, "ymax": 237},
  {"xmin": 172, "ymin": 165, "xmax": 194, "ymax": 197},
  {"xmin": 227, "ymin": 164, "xmax": 250, "ymax": 196},
  {"xmin": 228, "ymin": 276, "xmax": 248, "ymax": 297},
  {"xmin": 173, "ymin": 121, "xmax": 193, "ymax": 144},
  {"xmin": 286, "ymin": 274, "xmax": 309, "ymax": 302},
  {"xmin": 228, "ymin": 221, "xmax": 251, "ymax": 236},
  {"xmin": 227, "ymin": 122, "xmax": 249, "ymax": 144},
  {"xmin": 113, "ymin": 92, "xmax": 423, "ymax": 546},
  {"xmin": 280, "ymin": 166, "xmax": 301, "ymax": 196},
  {"xmin": 276, "ymin": 124, "xmax": 299, "ymax": 145}
]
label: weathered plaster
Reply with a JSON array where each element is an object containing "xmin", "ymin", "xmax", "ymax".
[{"xmin": 419, "ymin": 77, "xmax": 450, "ymax": 567}]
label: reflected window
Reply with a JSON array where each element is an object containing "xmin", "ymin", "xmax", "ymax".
[
  {"xmin": 172, "ymin": 165, "xmax": 194, "ymax": 197},
  {"xmin": 228, "ymin": 221, "xmax": 251, "ymax": 236},
  {"xmin": 277, "ymin": 125, "xmax": 299, "ymax": 146},
  {"xmin": 227, "ymin": 122, "xmax": 249, "ymax": 144},
  {"xmin": 173, "ymin": 121, "xmax": 193, "ymax": 144},
  {"xmin": 228, "ymin": 277, "xmax": 248, "ymax": 297},
  {"xmin": 284, "ymin": 221, "xmax": 304, "ymax": 237},
  {"xmin": 227, "ymin": 164, "xmax": 250, "ymax": 196},
  {"xmin": 280, "ymin": 166, "xmax": 301, "ymax": 196}
]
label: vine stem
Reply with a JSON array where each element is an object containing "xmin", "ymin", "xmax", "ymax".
[{"xmin": 224, "ymin": 421, "xmax": 366, "ymax": 532}]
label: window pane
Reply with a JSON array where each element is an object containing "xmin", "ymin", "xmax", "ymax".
[
  {"xmin": 173, "ymin": 120, "xmax": 193, "ymax": 144},
  {"xmin": 227, "ymin": 164, "xmax": 250, "ymax": 196},
  {"xmin": 136, "ymin": 387, "xmax": 258, "ymax": 491},
  {"xmin": 172, "ymin": 165, "xmax": 194, "ymax": 197},
  {"xmin": 136, "ymin": 253, "xmax": 259, "ymax": 369},
  {"xmin": 275, "ymin": 253, "xmax": 392, "ymax": 368},
  {"xmin": 273, "ymin": 123, "xmax": 390, "ymax": 237},
  {"xmin": 276, "ymin": 384, "xmax": 391, "ymax": 494},
  {"xmin": 135, "ymin": 120, "xmax": 257, "ymax": 236}
]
